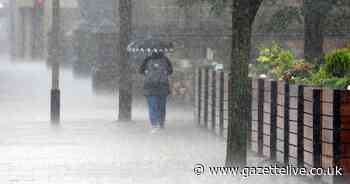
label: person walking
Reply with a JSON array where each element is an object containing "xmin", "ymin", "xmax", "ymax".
[{"xmin": 139, "ymin": 51, "xmax": 173, "ymax": 133}]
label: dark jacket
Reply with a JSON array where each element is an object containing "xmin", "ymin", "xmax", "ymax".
[{"xmin": 139, "ymin": 53, "xmax": 173, "ymax": 96}]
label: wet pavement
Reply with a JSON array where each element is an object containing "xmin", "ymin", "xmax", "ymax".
[{"xmin": 0, "ymin": 56, "xmax": 311, "ymax": 184}]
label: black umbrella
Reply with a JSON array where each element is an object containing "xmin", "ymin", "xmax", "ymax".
[{"xmin": 127, "ymin": 38, "xmax": 175, "ymax": 53}]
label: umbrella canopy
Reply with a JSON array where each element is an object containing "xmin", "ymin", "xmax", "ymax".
[{"xmin": 127, "ymin": 38, "xmax": 175, "ymax": 53}]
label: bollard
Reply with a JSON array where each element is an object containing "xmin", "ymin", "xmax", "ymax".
[{"xmin": 51, "ymin": 89, "xmax": 60, "ymax": 123}]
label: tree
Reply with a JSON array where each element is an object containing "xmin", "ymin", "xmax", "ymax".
[
  {"xmin": 304, "ymin": 0, "xmax": 350, "ymax": 65},
  {"xmin": 261, "ymin": 0, "xmax": 350, "ymax": 65},
  {"xmin": 303, "ymin": 0, "xmax": 332, "ymax": 65},
  {"xmin": 177, "ymin": 0, "xmax": 263, "ymax": 166},
  {"xmin": 226, "ymin": 0, "xmax": 263, "ymax": 167},
  {"xmin": 118, "ymin": 0, "xmax": 133, "ymax": 121},
  {"xmin": 226, "ymin": 0, "xmax": 350, "ymax": 166}
]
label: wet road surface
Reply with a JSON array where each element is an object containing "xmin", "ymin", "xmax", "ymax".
[{"xmin": 0, "ymin": 56, "xmax": 311, "ymax": 184}]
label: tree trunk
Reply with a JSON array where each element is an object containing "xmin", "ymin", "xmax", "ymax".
[
  {"xmin": 118, "ymin": 0, "xmax": 133, "ymax": 121},
  {"xmin": 304, "ymin": 0, "xmax": 325, "ymax": 65},
  {"xmin": 226, "ymin": 0, "xmax": 262, "ymax": 167}
]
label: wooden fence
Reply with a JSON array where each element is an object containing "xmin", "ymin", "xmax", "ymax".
[
  {"xmin": 194, "ymin": 67, "xmax": 229, "ymax": 138},
  {"xmin": 194, "ymin": 67, "xmax": 350, "ymax": 184}
]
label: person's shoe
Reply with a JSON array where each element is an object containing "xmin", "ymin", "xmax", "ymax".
[
  {"xmin": 151, "ymin": 126, "xmax": 160, "ymax": 134},
  {"xmin": 159, "ymin": 124, "xmax": 165, "ymax": 130}
]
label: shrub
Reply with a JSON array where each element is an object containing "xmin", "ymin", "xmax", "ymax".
[
  {"xmin": 324, "ymin": 48, "xmax": 350, "ymax": 78},
  {"xmin": 255, "ymin": 42, "xmax": 295, "ymax": 79},
  {"xmin": 254, "ymin": 42, "xmax": 313, "ymax": 83},
  {"xmin": 346, "ymin": 42, "xmax": 350, "ymax": 49},
  {"xmin": 309, "ymin": 48, "xmax": 350, "ymax": 89},
  {"xmin": 254, "ymin": 43, "xmax": 350, "ymax": 89}
]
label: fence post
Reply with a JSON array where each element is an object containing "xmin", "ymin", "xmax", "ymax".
[
  {"xmin": 270, "ymin": 81, "xmax": 278, "ymax": 162},
  {"xmin": 333, "ymin": 90, "xmax": 342, "ymax": 183},
  {"xmin": 193, "ymin": 68, "xmax": 197, "ymax": 111},
  {"xmin": 204, "ymin": 67, "xmax": 209, "ymax": 128},
  {"xmin": 219, "ymin": 71, "xmax": 225, "ymax": 136},
  {"xmin": 313, "ymin": 89, "xmax": 322, "ymax": 181},
  {"xmin": 257, "ymin": 78, "xmax": 264, "ymax": 156},
  {"xmin": 284, "ymin": 82, "xmax": 290, "ymax": 165},
  {"xmin": 247, "ymin": 78, "xmax": 252, "ymax": 150},
  {"xmin": 211, "ymin": 70, "xmax": 217, "ymax": 131},
  {"xmin": 297, "ymin": 85, "xmax": 304, "ymax": 168},
  {"xmin": 197, "ymin": 68, "xmax": 202, "ymax": 125}
]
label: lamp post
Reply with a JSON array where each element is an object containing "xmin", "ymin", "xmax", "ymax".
[
  {"xmin": 118, "ymin": 0, "xmax": 133, "ymax": 121},
  {"xmin": 33, "ymin": 0, "xmax": 45, "ymax": 58},
  {"xmin": 50, "ymin": 0, "xmax": 60, "ymax": 123},
  {"xmin": 9, "ymin": 0, "xmax": 15, "ymax": 57}
]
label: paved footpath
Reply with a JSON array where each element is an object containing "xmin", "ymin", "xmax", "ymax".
[{"xmin": 0, "ymin": 56, "xmax": 310, "ymax": 184}]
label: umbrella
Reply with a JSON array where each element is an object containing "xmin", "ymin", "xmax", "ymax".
[{"xmin": 127, "ymin": 38, "xmax": 175, "ymax": 53}]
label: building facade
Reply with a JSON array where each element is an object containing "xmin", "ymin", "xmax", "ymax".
[
  {"xmin": 9, "ymin": 0, "xmax": 349, "ymax": 63},
  {"xmin": 10, "ymin": 0, "xmax": 78, "ymax": 59}
]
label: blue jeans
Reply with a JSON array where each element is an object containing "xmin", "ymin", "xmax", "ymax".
[{"xmin": 147, "ymin": 95, "xmax": 167, "ymax": 127}]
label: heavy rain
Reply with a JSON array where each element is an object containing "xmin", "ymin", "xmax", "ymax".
[{"xmin": 1, "ymin": 0, "xmax": 350, "ymax": 183}]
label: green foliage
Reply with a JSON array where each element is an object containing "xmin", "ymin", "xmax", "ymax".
[
  {"xmin": 260, "ymin": 0, "xmax": 350, "ymax": 33},
  {"xmin": 176, "ymin": 0, "xmax": 228, "ymax": 16},
  {"xmin": 176, "ymin": 0, "xmax": 201, "ymax": 8},
  {"xmin": 324, "ymin": 48, "xmax": 350, "ymax": 77},
  {"xmin": 309, "ymin": 48, "xmax": 350, "ymax": 89},
  {"xmin": 346, "ymin": 42, "xmax": 350, "ymax": 49},
  {"xmin": 261, "ymin": 6, "xmax": 303, "ymax": 32},
  {"xmin": 322, "ymin": 78, "xmax": 350, "ymax": 89},
  {"xmin": 308, "ymin": 67, "xmax": 329, "ymax": 86},
  {"xmin": 324, "ymin": 6, "xmax": 350, "ymax": 33},
  {"xmin": 205, "ymin": 0, "xmax": 228, "ymax": 15},
  {"xmin": 309, "ymin": 67, "xmax": 350, "ymax": 89},
  {"xmin": 177, "ymin": 0, "xmax": 350, "ymax": 33},
  {"xmin": 256, "ymin": 42, "xmax": 294, "ymax": 78},
  {"xmin": 253, "ymin": 42, "xmax": 313, "ymax": 83},
  {"xmin": 254, "ymin": 43, "xmax": 350, "ymax": 89}
]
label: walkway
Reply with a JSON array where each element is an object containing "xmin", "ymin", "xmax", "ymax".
[{"xmin": 0, "ymin": 56, "xmax": 309, "ymax": 184}]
